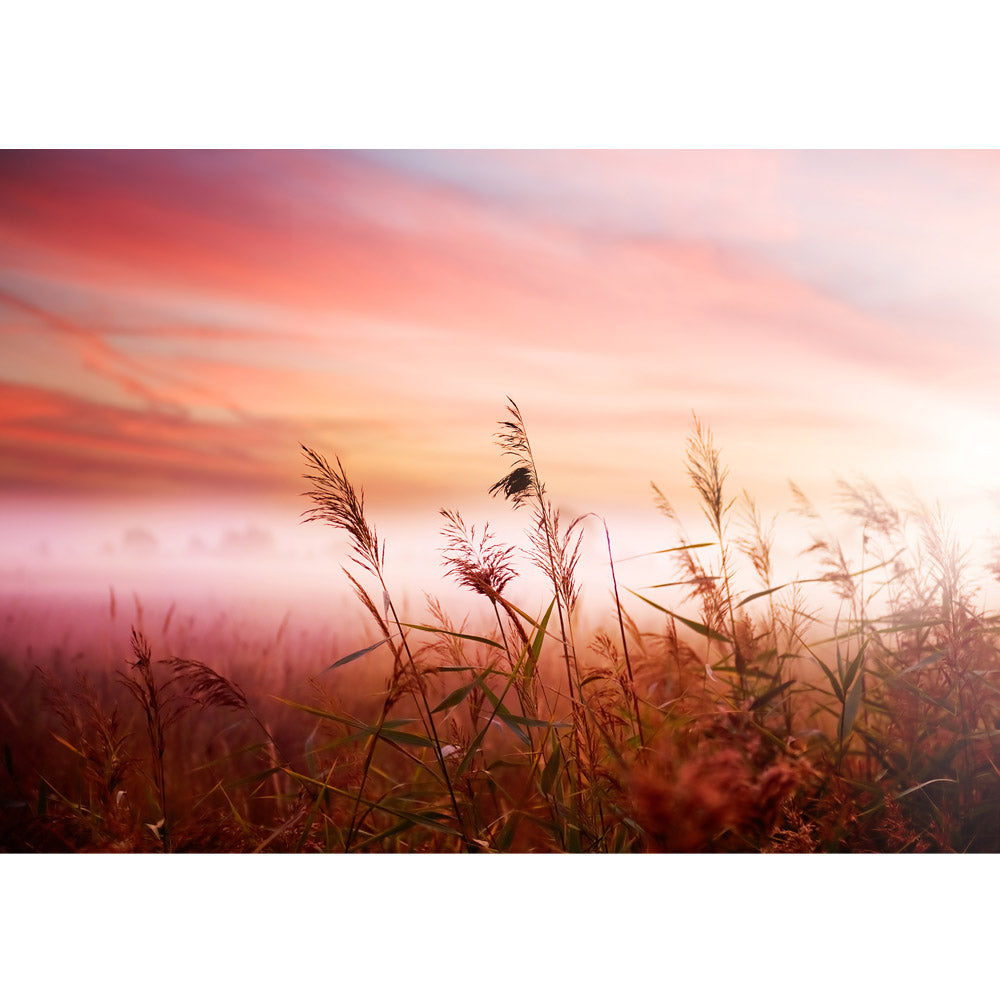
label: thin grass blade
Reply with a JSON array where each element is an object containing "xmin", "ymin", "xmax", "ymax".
[
  {"xmin": 400, "ymin": 622, "xmax": 504, "ymax": 650},
  {"xmin": 325, "ymin": 639, "xmax": 389, "ymax": 671},
  {"xmin": 625, "ymin": 588, "xmax": 732, "ymax": 644}
]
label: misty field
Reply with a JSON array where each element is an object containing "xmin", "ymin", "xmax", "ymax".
[{"xmin": 4, "ymin": 400, "xmax": 1000, "ymax": 853}]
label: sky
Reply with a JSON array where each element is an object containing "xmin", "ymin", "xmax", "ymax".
[{"xmin": 4, "ymin": 149, "xmax": 1000, "ymax": 622}]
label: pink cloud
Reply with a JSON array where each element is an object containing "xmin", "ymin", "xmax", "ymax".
[{"xmin": 2, "ymin": 150, "xmax": 999, "ymax": 543}]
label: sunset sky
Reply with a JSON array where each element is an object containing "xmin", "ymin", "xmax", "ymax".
[{"xmin": 4, "ymin": 150, "xmax": 1000, "ymax": 617}]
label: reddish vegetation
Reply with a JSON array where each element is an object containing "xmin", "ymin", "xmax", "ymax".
[{"xmin": 5, "ymin": 407, "xmax": 1000, "ymax": 852}]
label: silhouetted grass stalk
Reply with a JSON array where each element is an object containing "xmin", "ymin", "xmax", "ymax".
[
  {"xmin": 117, "ymin": 629, "xmax": 184, "ymax": 851},
  {"xmin": 684, "ymin": 416, "xmax": 744, "ymax": 698},
  {"xmin": 488, "ymin": 398, "xmax": 597, "ymax": 841},
  {"xmin": 603, "ymin": 517, "xmax": 646, "ymax": 749},
  {"xmin": 301, "ymin": 445, "xmax": 468, "ymax": 849}
]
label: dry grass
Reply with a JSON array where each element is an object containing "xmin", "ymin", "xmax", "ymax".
[{"xmin": 5, "ymin": 403, "xmax": 1000, "ymax": 852}]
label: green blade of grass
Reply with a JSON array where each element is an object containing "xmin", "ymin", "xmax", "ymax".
[
  {"xmin": 324, "ymin": 638, "xmax": 389, "ymax": 671},
  {"xmin": 500, "ymin": 598, "xmax": 551, "ymax": 633},
  {"xmin": 474, "ymin": 679, "xmax": 529, "ymax": 745},
  {"xmin": 749, "ymin": 679, "xmax": 795, "ymax": 713},
  {"xmin": 379, "ymin": 729, "xmax": 440, "ymax": 750},
  {"xmin": 455, "ymin": 725, "xmax": 490, "ymax": 779},
  {"xmin": 521, "ymin": 598, "xmax": 555, "ymax": 686},
  {"xmin": 839, "ymin": 662, "xmax": 866, "ymax": 744},
  {"xmin": 431, "ymin": 680, "xmax": 479, "ymax": 714},
  {"xmin": 811, "ymin": 653, "xmax": 845, "ymax": 703},
  {"xmin": 618, "ymin": 542, "xmax": 715, "ymax": 562},
  {"xmin": 400, "ymin": 622, "xmax": 504, "ymax": 650},
  {"xmin": 842, "ymin": 640, "xmax": 869, "ymax": 694},
  {"xmin": 625, "ymin": 588, "xmax": 732, "ymax": 644},
  {"xmin": 735, "ymin": 573, "xmax": 864, "ymax": 611},
  {"xmin": 540, "ymin": 738, "xmax": 562, "ymax": 796},
  {"xmin": 736, "ymin": 583, "xmax": 792, "ymax": 608},
  {"xmin": 494, "ymin": 811, "xmax": 518, "ymax": 851}
]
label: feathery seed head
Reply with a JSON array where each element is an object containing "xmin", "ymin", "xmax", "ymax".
[
  {"xmin": 440, "ymin": 508, "xmax": 517, "ymax": 597},
  {"xmin": 171, "ymin": 658, "xmax": 249, "ymax": 713},
  {"xmin": 490, "ymin": 399, "xmax": 545, "ymax": 510},
  {"xmin": 686, "ymin": 415, "xmax": 731, "ymax": 535},
  {"xmin": 301, "ymin": 444, "xmax": 384, "ymax": 577},
  {"xmin": 528, "ymin": 504, "xmax": 585, "ymax": 615}
]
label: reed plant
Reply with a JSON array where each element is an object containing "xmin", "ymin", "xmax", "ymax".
[{"xmin": 8, "ymin": 402, "xmax": 1000, "ymax": 852}]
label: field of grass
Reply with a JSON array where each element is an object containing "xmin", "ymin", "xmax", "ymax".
[{"xmin": 5, "ymin": 399, "xmax": 1000, "ymax": 853}]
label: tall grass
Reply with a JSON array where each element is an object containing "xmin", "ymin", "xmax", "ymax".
[{"xmin": 5, "ymin": 401, "xmax": 1000, "ymax": 852}]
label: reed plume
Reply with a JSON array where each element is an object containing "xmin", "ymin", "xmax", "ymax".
[
  {"xmin": 171, "ymin": 657, "xmax": 290, "ymax": 805},
  {"xmin": 685, "ymin": 415, "xmax": 743, "ymax": 695},
  {"xmin": 440, "ymin": 509, "xmax": 517, "ymax": 599},
  {"xmin": 301, "ymin": 445, "xmax": 383, "ymax": 577}
]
